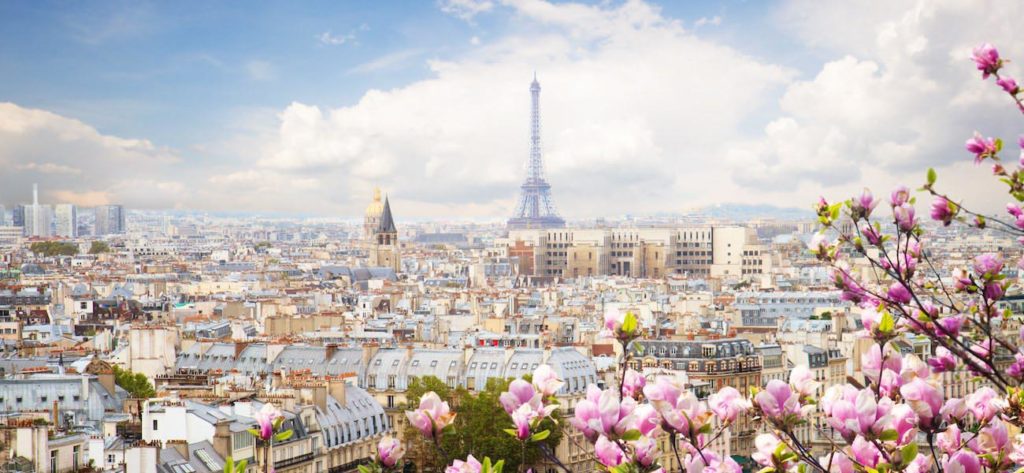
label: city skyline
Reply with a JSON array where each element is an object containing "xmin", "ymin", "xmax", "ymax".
[{"xmin": 1, "ymin": 1, "xmax": 1022, "ymax": 220}]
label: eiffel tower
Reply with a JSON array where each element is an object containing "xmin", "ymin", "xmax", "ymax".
[{"xmin": 507, "ymin": 74, "xmax": 566, "ymax": 230}]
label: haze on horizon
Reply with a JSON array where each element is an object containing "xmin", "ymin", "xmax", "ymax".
[{"xmin": 1, "ymin": 0, "xmax": 1022, "ymax": 219}]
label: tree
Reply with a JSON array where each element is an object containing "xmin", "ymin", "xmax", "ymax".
[
  {"xmin": 111, "ymin": 366, "xmax": 156, "ymax": 398},
  {"xmin": 88, "ymin": 241, "xmax": 110, "ymax": 254},
  {"xmin": 28, "ymin": 241, "xmax": 77, "ymax": 257},
  {"xmin": 404, "ymin": 376, "xmax": 562, "ymax": 473}
]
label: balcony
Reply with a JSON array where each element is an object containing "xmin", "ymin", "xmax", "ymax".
[{"xmin": 275, "ymin": 452, "xmax": 314, "ymax": 469}]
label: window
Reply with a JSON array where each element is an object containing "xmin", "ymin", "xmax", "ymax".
[
  {"xmin": 74, "ymin": 446, "xmax": 80, "ymax": 471},
  {"xmin": 153, "ymin": 419, "xmax": 158, "ymax": 431},
  {"xmin": 50, "ymin": 450, "xmax": 57, "ymax": 473}
]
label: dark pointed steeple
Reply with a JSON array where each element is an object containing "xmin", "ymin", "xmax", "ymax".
[{"xmin": 378, "ymin": 196, "xmax": 397, "ymax": 234}]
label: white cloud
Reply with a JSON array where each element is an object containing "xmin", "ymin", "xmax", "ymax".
[
  {"xmin": 724, "ymin": 0, "xmax": 1024, "ymax": 211},
  {"xmin": 318, "ymin": 25, "xmax": 368, "ymax": 47},
  {"xmin": 693, "ymin": 16, "xmax": 721, "ymax": 28},
  {"xmin": 13, "ymin": 0, "xmax": 1024, "ymax": 218},
  {"xmin": 242, "ymin": 0, "xmax": 793, "ymax": 217},
  {"xmin": 0, "ymin": 102, "xmax": 187, "ymax": 208},
  {"xmin": 245, "ymin": 60, "xmax": 275, "ymax": 81},
  {"xmin": 439, "ymin": 0, "xmax": 495, "ymax": 21},
  {"xmin": 318, "ymin": 31, "xmax": 356, "ymax": 46},
  {"xmin": 347, "ymin": 49, "xmax": 424, "ymax": 75}
]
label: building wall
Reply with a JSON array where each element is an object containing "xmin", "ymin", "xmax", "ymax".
[{"xmin": 507, "ymin": 226, "xmax": 764, "ymax": 279}]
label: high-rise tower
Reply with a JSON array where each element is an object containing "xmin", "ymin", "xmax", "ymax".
[{"xmin": 508, "ymin": 74, "xmax": 565, "ymax": 230}]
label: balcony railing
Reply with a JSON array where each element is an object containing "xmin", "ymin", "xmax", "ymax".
[{"xmin": 274, "ymin": 452, "xmax": 314, "ymax": 469}]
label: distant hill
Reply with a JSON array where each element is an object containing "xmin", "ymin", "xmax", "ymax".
[{"xmin": 692, "ymin": 203, "xmax": 811, "ymax": 221}]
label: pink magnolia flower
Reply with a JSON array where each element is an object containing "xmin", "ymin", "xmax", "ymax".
[
  {"xmin": 531, "ymin": 364, "xmax": 563, "ymax": 397},
  {"xmin": 446, "ymin": 455, "xmax": 482, "ymax": 473},
  {"xmin": 973, "ymin": 420, "xmax": 1010, "ymax": 457},
  {"xmin": 930, "ymin": 196, "xmax": 956, "ymax": 225},
  {"xmin": 1007, "ymin": 352, "xmax": 1024, "ymax": 379},
  {"xmin": 632, "ymin": 436, "xmax": 659, "ymax": 467},
  {"xmin": 603, "ymin": 311, "xmax": 625, "ymax": 334},
  {"xmin": 926, "ymin": 346, "xmax": 956, "ymax": 373},
  {"xmin": 377, "ymin": 437, "xmax": 405, "ymax": 468},
  {"xmin": 594, "ymin": 436, "xmax": 625, "ymax": 467},
  {"xmin": 686, "ymin": 451, "xmax": 741, "ymax": 473},
  {"xmin": 510, "ymin": 404, "xmax": 534, "ymax": 440},
  {"xmin": 643, "ymin": 376, "xmax": 684, "ymax": 407},
  {"xmin": 631, "ymin": 403, "xmax": 660, "ymax": 436},
  {"xmin": 253, "ymin": 403, "xmax": 282, "ymax": 441},
  {"xmin": 941, "ymin": 398, "xmax": 968, "ymax": 423},
  {"xmin": 900, "ymin": 378, "xmax": 942, "ymax": 430},
  {"xmin": 937, "ymin": 424, "xmax": 962, "ymax": 454},
  {"xmin": 944, "ymin": 451, "xmax": 981, "ymax": 473},
  {"xmin": 887, "ymin": 282, "xmax": 912, "ymax": 305},
  {"xmin": 1009, "ymin": 434, "xmax": 1024, "ymax": 464},
  {"xmin": 752, "ymin": 434, "xmax": 781, "ymax": 467},
  {"xmin": 652, "ymin": 388, "xmax": 707, "ymax": 436},
  {"xmin": 984, "ymin": 282, "xmax": 1005, "ymax": 300},
  {"xmin": 890, "ymin": 403, "xmax": 919, "ymax": 444},
  {"xmin": 1012, "ymin": 204, "xmax": 1024, "ymax": 218},
  {"xmin": 905, "ymin": 454, "xmax": 933, "ymax": 473},
  {"xmin": 973, "ymin": 253, "xmax": 1003, "ymax": 279},
  {"xmin": 708, "ymin": 386, "xmax": 749, "ymax": 423},
  {"xmin": 500, "ymin": 379, "xmax": 538, "ymax": 415},
  {"xmin": 850, "ymin": 437, "xmax": 882, "ymax": 469},
  {"xmin": 972, "ymin": 43, "xmax": 1001, "ymax": 78},
  {"xmin": 406, "ymin": 391, "xmax": 455, "ymax": 439},
  {"xmin": 998, "ymin": 76, "xmax": 1020, "ymax": 94},
  {"xmin": 754, "ymin": 380, "xmax": 802, "ymax": 421},
  {"xmin": 894, "ymin": 204, "xmax": 916, "ymax": 232},
  {"xmin": 832, "ymin": 264, "xmax": 866, "ymax": 303},
  {"xmin": 966, "ymin": 387, "xmax": 1001, "ymax": 422},
  {"xmin": 861, "ymin": 305, "xmax": 884, "ymax": 333},
  {"xmin": 622, "ymin": 369, "xmax": 646, "ymax": 399},
  {"xmin": 862, "ymin": 224, "xmax": 882, "ymax": 246},
  {"xmin": 853, "ymin": 188, "xmax": 879, "ymax": 219},
  {"xmin": 819, "ymin": 452, "xmax": 854, "ymax": 473},
  {"xmin": 569, "ymin": 385, "xmax": 603, "ymax": 442},
  {"xmin": 890, "ymin": 185, "xmax": 910, "ymax": 207},
  {"xmin": 570, "ymin": 386, "xmax": 635, "ymax": 441},
  {"xmin": 936, "ymin": 314, "xmax": 964, "ymax": 338},
  {"xmin": 966, "ymin": 132, "xmax": 998, "ymax": 164},
  {"xmin": 862, "ymin": 344, "xmax": 903, "ymax": 395},
  {"xmin": 789, "ymin": 365, "xmax": 819, "ymax": 398}
]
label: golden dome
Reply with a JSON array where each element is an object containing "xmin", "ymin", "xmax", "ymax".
[{"xmin": 365, "ymin": 187, "xmax": 384, "ymax": 217}]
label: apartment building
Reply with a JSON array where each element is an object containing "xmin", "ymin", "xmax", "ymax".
[{"xmin": 506, "ymin": 225, "xmax": 770, "ymax": 279}]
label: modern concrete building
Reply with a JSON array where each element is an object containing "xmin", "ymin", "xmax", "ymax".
[
  {"xmin": 54, "ymin": 204, "xmax": 77, "ymax": 238},
  {"xmin": 95, "ymin": 204, "xmax": 126, "ymax": 235},
  {"xmin": 506, "ymin": 225, "xmax": 770, "ymax": 279}
]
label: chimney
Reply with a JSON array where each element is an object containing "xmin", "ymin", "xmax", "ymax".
[
  {"xmin": 325, "ymin": 343, "xmax": 337, "ymax": 361},
  {"xmin": 212, "ymin": 419, "xmax": 231, "ymax": 459},
  {"xmin": 98, "ymin": 370, "xmax": 116, "ymax": 396},
  {"xmin": 312, "ymin": 382, "xmax": 328, "ymax": 411},
  {"xmin": 52, "ymin": 399, "xmax": 59, "ymax": 426},
  {"xmin": 328, "ymin": 377, "xmax": 347, "ymax": 407},
  {"xmin": 170, "ymin": 440, "xmax": 189, "ymax": 460},
  {"xmin": 234, "ymin": 341, "xmax": 249, "ymax": 358},
  {"xmin": 361, "ymin": 343, "xmax": 379, "ymax": 368}
]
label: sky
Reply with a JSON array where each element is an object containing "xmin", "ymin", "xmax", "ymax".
[{"xmin": 1, "ymin": 0, "xmax": 1023, "ymax": 220}]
